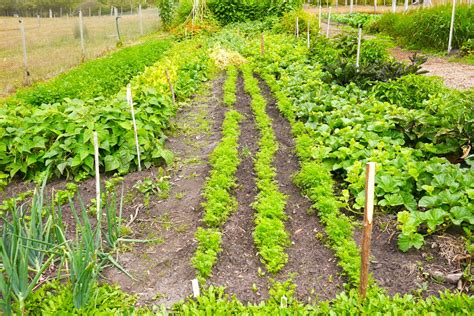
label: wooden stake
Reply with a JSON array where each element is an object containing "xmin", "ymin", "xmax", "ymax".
[
  {"xmin": 296, "ymin": 16, "xmax": 299, "ymax": 37},
  {"xmin": 127, "ymin": 84, "xmax": 142, "ymax": 171},
  {"xmin": 139, "ymin": 4, "xmax": 143, "ymax": 36},
  {"xmin": 392, "ymin": 0, "xmax": 397, "ymax": 13},
  {"xmin": 356, "ymin": 27, "xmax": 362, "ymax": 70},
  {"xmin": 93, "ymin": 131, "xmax": 102, "ymax": 240},
  {"xmin": 359, "ymin": 162, "xmax": 376, "ymax": 299},
  {"xmin": 350, "ymin": 0, "xmax": 353, "ymax": 13},
  {"xmin": 326, "ymin": 7, "xmax": 332, "ymax": 38},
  {"xmin": 79, "ymin": 10, "xmax": 85, "ymax": 60},
  {"xmin": 307, "ymin": 21, "xmax": 310, "ymax": 49},
  {"xmin": 165, "ymin": 69, "xmax": 176, "ymax": 105},
  {"xmin": 448, "ymin": 0, "xmax": 456, "ymax": 55},
  {"xmin": 260, "ymin": 33, "xmax": 265, "ymax": 55},
  {"xmin": 318, "ymin": 5, "xmax": 322, "ymax": 35},
  {"xmin": 404, "ymin": 0, "xmax": 409, "ymax": 12},
  {"xmin": 192, "ymin": 279, "xmax": 200, "ymax": 297},
  {"xmin": 19, "ymin": 19, "xmax": 30, "ymax": 86}
]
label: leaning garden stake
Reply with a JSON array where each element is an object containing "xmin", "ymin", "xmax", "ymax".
[
  {"xmin": 127, "ymin": 84, "xmax": 142, "ymax": 171},
  {"xmin": 360, "ymin": 162, "xmax": 376, "ymax": 298},
  {"xmin": 448, "ymin": 0, "xmax": 456, "ymax": 54},
  {"xmin": 165, "ymin": 69, "xmax": 176, "ymax": 105}
]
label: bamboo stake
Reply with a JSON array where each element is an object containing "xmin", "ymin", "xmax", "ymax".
[
  {"xmin": 359, "ymin": 162, "xmax": 376, "ymax": 299},
  {"xmin": 165, "ymin": 70, "xmax": 176, "ymax": 105},
  {"xmin": 127, "ymin": 84, "xmax": 141, "ymax": 171},
  {"xmin": 260, "ymin": 33, "xmax": 265, "ymax": 55}
]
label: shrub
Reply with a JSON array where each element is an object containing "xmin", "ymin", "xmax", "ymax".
[{"xmin": 208, "ymin": 0, "xmax": 302, "ymax": 25}]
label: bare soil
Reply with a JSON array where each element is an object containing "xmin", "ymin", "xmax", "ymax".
[
  {"xmin": 208, "ymin": 74, "xmax": 270, "ymax": 303},
  {"xmin": 258, "ymin": 78, "xmax": 343, "ymax": 302},
  {"xmin": 354, "ymin": 215, "xmax": 461, "ymax": 297},
  {"xmin": 101, "ymin": 76, "xmax": 228, "ymax": 306}
]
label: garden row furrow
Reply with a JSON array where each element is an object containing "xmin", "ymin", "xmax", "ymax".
[
  {"xmin": 192, "ymin": 67, "xmax": 242, "ymax": 281},
  {"xmin": 241, "ymin": 65, "xmax": 290, "ymax": 273}
]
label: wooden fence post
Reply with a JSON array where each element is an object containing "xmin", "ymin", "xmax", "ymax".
[{"xmin": 19, "ymin": 19, "xmax": 30, "ymax": 85}]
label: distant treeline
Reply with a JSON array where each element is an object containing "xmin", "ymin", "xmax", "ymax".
[{"xmin": 0, "ymin": 1, "xmax": 151, "ymax": 17}]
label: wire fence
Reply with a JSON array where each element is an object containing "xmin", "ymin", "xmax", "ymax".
[{"xmin": 0, "ymin": 7, "xmax": 161, "ymax": 98}]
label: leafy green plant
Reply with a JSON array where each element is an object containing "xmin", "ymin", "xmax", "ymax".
[
  {"xmin": 223, "ymin": 65, "xmax": 238, "ymax": 106},
  {"xmin": 158, "ymin": 0, "xmax": 176, "ymax": 29},
  {"xmin": 191, "ymin": 228, "xmax": 221, "ymax": 280},
  {"xmin": 54, "ymin": 183, "xmax": 78, "ymax": 206},
  {"xmin": 0, "ymin": 38, "xmax": 210, "ymax": 186}
]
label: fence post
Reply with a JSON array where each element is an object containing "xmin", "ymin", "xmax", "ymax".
[
  {"xmin": 79, "ymin": 10, "xmax": 85, "ymax": 60},
  {"xmin": 19, "ymin": 19, "xmax": 30, "ymax": 85}
]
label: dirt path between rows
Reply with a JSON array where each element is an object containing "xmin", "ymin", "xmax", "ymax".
[
  {"xmin": 259, "ymin": 79, "xmax": 342, "ymax": 302},
  {"xmin": 103, "ymin": 76, "xmax": 227, "ymax": 306},
  {"xmin": 317, "ymin": 18, "xmax": 474, "ymax": 91},
  {"xmin": 208, "ymin": 74, "xmax": 270, "ymax": 303},
  {"xmin": 390, "ymin": 47, "xmax": 474, "ymax": 91}
]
